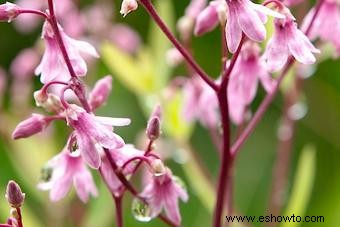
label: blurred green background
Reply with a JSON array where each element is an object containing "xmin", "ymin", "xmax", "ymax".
[{"xmin": 0, "ymin": 0, "xmax": 339, "ymax": 226}]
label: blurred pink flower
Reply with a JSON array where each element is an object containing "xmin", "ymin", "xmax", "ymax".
[
  {"xmin": 35, "ymin": 21, "xmax": 99, "ymax": 84},
  {"xmin": 0, "ymin": 2, "xmax": 20, "ymax": 22},
  {"xmin": 228, "ymin": 42, "xmax": 275, "ymax": 124},
  {"xmin": 302, "ymin": 0, "xmax": 340, "ymax": 54},
  {"xmin": 194, "ymin": 0, "xmax": 222, "ymax": 36},
  {"xmin": 38, "ymin": 148, "xmax": 98, "ymax": 203},
  {"xmin": 65, "ymin": 104, "xmax": 130, "ymax": 169},
  {"xmin": 140, "ymin": 168, "xmax": 188, "ymax": 225},
  {"xmin": 182, "ymin": 77, "xmax": 219, "ymax": 128},
  {"xmin": 109, "ymin": 24, "xmax": 141, "ymax": 54},
  {"xmin": 263, "ymin": 8, "xmax": 320, "ymax": 72},
  {"xmin": 225, "ymin": 0, "xmax": 284, "ymax": 53},
  {"xmin": 10, "ymin": 48, "xmax": 40, "ymax": 80}
]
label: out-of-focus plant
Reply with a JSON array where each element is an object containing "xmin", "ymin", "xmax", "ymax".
[{"xmin": 0, "ymin": 0, "xmax": 338, "ymax": 226}]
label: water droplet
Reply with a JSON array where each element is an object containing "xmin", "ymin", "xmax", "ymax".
[
  {"xmin": 288, "ymin": 102, "xmax": 308, "ymax": 120},
  {"xmin": 131, "ymin": 198, "xmax": 152, "ymax": 222}
]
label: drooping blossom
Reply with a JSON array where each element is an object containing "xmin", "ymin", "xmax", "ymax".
[
  {"xmin": 5, "ymin": 180, "xmax": 25, "ymax": 208},
  {"xmin": 65, "ymin": 104, "xmax": 130, "ymax": 169},
  {"xmin": 228, "ymin": 42, "xmax": 276, "ymax": 124},
  {"xmin": 140, "ymin": 167, "xmax": 188, "ymax": 225},
  {"xmin": 182, "ymin": 77, "xmax": 219, "ymax": 128},
  {"xmin": 35, "ymin": 21, "xmax": 99, "ymax": 84},
  {"xmin": 225, "ymin": 0, "xmax": 284, "ymax": 53},
  {"xmin": 100, "ymin": 145, "xmax": 143, "ymax": 195},
  {"xmin": 263, "ymin": 7, "xmax": 320, "ymax": 72},
  {"xmin": 302, "ymin": 0, "xmax": 340, "ymax": 54},
  {"xmin": 38, "ymin": 148, "xmax": 98, "ymax": 202}
]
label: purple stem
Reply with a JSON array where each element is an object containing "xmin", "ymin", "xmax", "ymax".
[
  {"xmin": 18, "ymin": 9, "xmax": 48, "ymax": 18},
  {"xmin": 139, "ymin": 0, "xmax": 218, "ymax": 91},
  {"xmin": 114, "ymin": 196, "xmax": 124, "ymax": 227}
]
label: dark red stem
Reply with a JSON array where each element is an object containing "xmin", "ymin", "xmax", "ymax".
[
  {"xmin": 16, "ymin": 208, "xmax": 23, "ymax": 227},
  {"xmin": 114, "ymin": 196, "xmax": 124, "ymax": 227}
]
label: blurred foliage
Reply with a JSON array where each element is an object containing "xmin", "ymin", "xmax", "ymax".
[{"xmin": 0, "ymin": 0, "xmax": 340, "ymax": 227}]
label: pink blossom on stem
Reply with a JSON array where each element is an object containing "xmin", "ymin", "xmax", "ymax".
[
  {"xmin": 88, "ymin": 75, "xmax": 112, "ymax": 110},
  {"xmin": 65, "ymin": 104, "xmax": 130, "ymax": 169},
  {"xmin": 182, "ymin": 77, "xmax": 219, "ymax": 128},
  {"xmin": 100, "ymin": 145, "xmax": 143, "ymax": 195},
  {"xmin": 35, "ymin": 21, "xmax": 99, "ymax": 84},
  {"xmin": 0, "ymin": 2, "xmax": 20, "ymax": 22},
  {"xmin": 225, "ymin": 0, "xmax": 284, "ymax": 53},
  {"xmin": 228, "ymin": 42, "xmax": 276, "ymax": 124},
  {"xmin": 38, "ymin": 148, "xmax": 97, "ymax": 203},
  {"xmin": 140, "ymin": 168, "xmax": 188, "ymax": 225},
  {"xmin": 194, "ymin": 1, "xmax": 222, "ymax": 36},
  {"xmin": 12, "ymin": 114, "xmax": 48, "ymax": 139},
  {"xmin": 302, "ymin": 0, "xmax": 340, "ymax": 54},
  {"xmin": 263, "ymin": 8, "xmax": 320, "ymax": 72}
]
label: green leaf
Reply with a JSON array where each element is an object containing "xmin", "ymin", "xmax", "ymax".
[
  {"xmin": 101, "ymin": 43, "xmax": 158, "ymax": 95},
  {"xmin": 281, "ymin": 144, "xmax": 316, "ymax": 227}
]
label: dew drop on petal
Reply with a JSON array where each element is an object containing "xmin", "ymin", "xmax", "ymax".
[
  {"xmin": 131, "ymin": 198, "xmax": 152, "ymax": 222},
  {"xmin": 288, "ymin": 102, "xmax": 308, "ymax": 121}
]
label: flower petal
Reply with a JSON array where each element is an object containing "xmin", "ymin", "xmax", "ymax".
[
  {"xmin": 76, "ymin": 131, "xmax": 101, "ymax": 169},
  {"xmin": 226, "ymin": 4, "xmax": 242, "ymax": 53}
]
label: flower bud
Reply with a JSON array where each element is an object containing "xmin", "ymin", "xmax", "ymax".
[
  {"xmin": 34, "ymin": 90, "xmax": 64, "ymax": 113},
  {"xmin": 177, "ymin": 16, "xmax": 194, "ymax": 41},
  {"xmin": 0, "ymin": 2, "xmax": 20, "ymax": 22},
  {"xmin": 194, "ymin": 4, "xmax": 219, "ymax": 36},
  {"xmin": 5, "ymin": 181, "xmax": 25, "ymax": 208},
  {"xmin": 12, "ymin": 114, "xmax": 47, "ymax": 139},
  {"xmin": 88, "ymin": 75, "xmax": 112, "ymax": 110},
  {"xmin": 120, "ymin": 0, "xmax": 138, "ymax": 17},
  {"xmin": 146, "ymin": 117, "xmax": 160, "ymax": 141}
]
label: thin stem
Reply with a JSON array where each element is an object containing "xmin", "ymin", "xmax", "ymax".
[
  {"xmin": 47, "ymin": 0, "xmax": 77, "ymax": 79},
  {"xmin": 213, "ymin": 88, "xmax": 233, "ymax": 227},
  {"xmin": 16, "ymin": 208, "xmax": 23, "ymax": 227},
  {"xmin": 18, "ymin": 9, "xmax": 48, "ymax": 18},
  {"xmin": 231, "ymin": 0, "xmax": 324, "ymax": 157},
  {"xmin": 139, "ymin": 0, "xmax": 218, "ymax": 91},
  {"xmin": 114, "ymin": 196, "xmax": 124, "ymax": 227},
  {"xmin": 220, "ymin": 22, "xmax": 228, "ymax": 73},
  {"xmin": 41, "ymin": 81, "xmax": 69, "ymax": 94},
  {"xmin": 231, "ymin": 57, "xmax": 294, "ymax": 156},
  {"xmin": 121, "ymin": 156, "xmax": 152, "ymax": 171},
  {"xmin": 220, "ymin": 34, "xmax": 245, "ymax": 89}
]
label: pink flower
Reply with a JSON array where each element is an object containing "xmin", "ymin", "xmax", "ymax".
[
  {"xmin": 228, "ymin": 42, "xmax": 275, "ymax": 124},
  {"xmin": 12, "ymin": 114, "xmax": 48, "ymax": 139},
  {"xmin": 65, "ymin": 104, "xmax": 130, "ymax": 169},
  {"xmin": 302, "ymin": 0, "xmax": 340, "ymax": 54},
  {"xmin": 140, "ymin": 168, "xmax": 188, "ymax": 225},
  {"xmin": 120, "ymin": 0, "xmax": 138, "ymax": 17},
  {"xmin": 35, "ymin": 21, "xmax": 99, "ymax": 84},
  {"xmin": 263, "ymin": 8, "xmax": 320, "ymax": 72},
  {"xmin": 88, "ymin": 75, "xmax": 112, "ymax": 110},
  {"xmin": 194, "ymin": 1, "xmax": 223, "ymax": 36},
  {"xmin": 0, "ymin": 2, "xmax": 20, "ymax": 22},
  {"xmin": 185, "ymin": 0, "xmax": 207, "ymax": 19},
  {"xmin": 100, "ymin": 145, "xmax": 143, "ymax": 195},
  {"xmin": 38, "ymin": 148, "xmax": 97, "ymax": 202},
  {"xmin": 182, "ymin": 77, "xmax": 219, "ymax": 128},
  {"xmin": 225, "ymin": 0, "xmax": 284, "ymax": 53}
]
